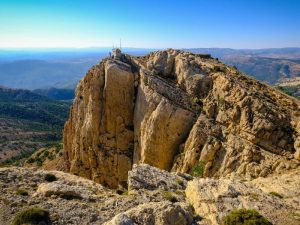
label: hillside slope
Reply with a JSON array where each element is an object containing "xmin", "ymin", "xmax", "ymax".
[
  {"xmin": 277, "ymin": 77, "xmax": 300, "ymax": 99},
  {"xmin": 33, "ymin": 87, "xmax": 75, "ymax": 101},
  {"xmin": 0, "ymin": 87, "xmax": 70, "ymax": 163},
  {"xmin": 63, "ymin": 49, "xmax": 300, "ymax": 189}
]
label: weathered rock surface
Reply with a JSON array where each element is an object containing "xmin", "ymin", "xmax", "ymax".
[
  {"xmin": 1, "ymin": 164, "xmax": 300, "ymax": 225},
  {"xmin": 63, "ymin": 60, "xmax": 134, "ymax": 188},
  {"xmin": 104, "ymin": 201, "xmax": 193, "ymax": 225},
  {"xmin": 63, "ymin": 49, "xmax": 300, "ymax": 188},
  {"xmin": 185, "ymin": 176, "xmax": 300, "ymax": 225},
  {"xmin": 249, "ymin": 169, "xmax": 300, "ymax": 217},
  {"xmin": 0, "ymin": 165, "xmax": 191, "ymax": 225},
  {"xmin": 128, "ymin": 164, "xmax": 191, "ymax": 192}
]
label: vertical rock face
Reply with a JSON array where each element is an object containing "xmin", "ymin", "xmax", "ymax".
[
  {"xmin": 64, "ymin": 49, "xmax": 300, "ymax": 188},
  {"xmin": 64, "ymin": 60, "xmax": 134, "ymax": 188},
  {"xmin": 133, "ymin": 69, "xmax": 195, "ymax": 170}
]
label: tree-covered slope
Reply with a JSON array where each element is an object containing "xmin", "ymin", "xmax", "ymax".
[{"xmin": 0, "ymin": 86, "xmax": 71, "ymax": 163}]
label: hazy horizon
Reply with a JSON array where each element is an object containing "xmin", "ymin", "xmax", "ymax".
[
  {"xmin": 1, "ymin": 0, "xmax": 300, "ymax": 49},
  {"xmin": 1, "ymin": 47, "xmax": 300, "ymax": 51}
]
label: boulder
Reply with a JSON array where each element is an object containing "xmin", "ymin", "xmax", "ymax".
[
  {"xmin": 35, "ymin": 182, "xmax": 90, "ymax": 200},
  {"xmin": 104, "ymin": 201, "xmax": 193, "ymax": 225},
  {"xmin": 128, "ymin": 164, "xmax": 191, "ymax": 192}
]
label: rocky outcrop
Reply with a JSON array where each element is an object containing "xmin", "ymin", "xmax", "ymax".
[
  {"xmin": 186, "ymin": 177, "xmax": 299, "ymax": 225},
  {"xmin": 249, "ymin": 169, "xmax": 300, "ymax": 216},
  {"xmin": 1, "ymin": 164, "xmax": 299, "ymax": 225},
  {"xmin": 0, "ymin": 165, "xmax": 193, "ymax": 225},
  {"xmin": 128, "ymin": 164, "xmax": 191, "ymax": 192},
  {"xmin": 63, "ymin": 49, "xmax": 300, "ymax": 188},
  {"xmin": 104, "ymin": 202, "xmax": 193, "ymax": 225},
  {"xmin": 63, "ymin": 60, "xmax": 135, "ymax": 188}
]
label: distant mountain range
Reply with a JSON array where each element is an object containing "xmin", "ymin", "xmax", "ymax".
[
  {"xmin": 0, "ymin": 86, "xmax": 71, "ymax": 163},
  {"xmin": 186, "ymin": 48, "xmax": 300, "ymax": 59},
  {"xmin": 188, "ymin": 48, "xmax": 300, "ymax": 84},
  {"xmin": 0, "ymin": 48, "xmax": 300, "ymax": 92},
  {"xmin": 0, "ymin": 59, "xmax": 95, "ymax": 90},
  {"xmin": 0, "ymin": 48, "xmax": 155, "ymax": 90}
]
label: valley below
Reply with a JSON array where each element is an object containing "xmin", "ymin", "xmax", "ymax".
[{"xmin": 0, "ymin": 87, "xmax": 70, "ymax": 164}]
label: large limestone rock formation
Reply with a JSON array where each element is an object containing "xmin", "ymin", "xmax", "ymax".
[
  {"xmin": 63, "ymin": 49, "xmax": 300, "ymax": 188},
  {"xmin": 64, "ymin": 60, "xmax": 135, "ymax": 188}
]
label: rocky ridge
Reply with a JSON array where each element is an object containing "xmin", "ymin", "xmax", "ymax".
[
  {"xmin": 63, "ymin": 49, "xmax": 300, "ymax": 188},
  {"xmin": 0, "ymin": 164, "xmax": 299, "ymax": 225}
]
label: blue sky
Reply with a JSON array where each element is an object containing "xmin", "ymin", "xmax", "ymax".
[{"xmin": 0, "ymin": 0, "xmax": 299, "ymax": 49}]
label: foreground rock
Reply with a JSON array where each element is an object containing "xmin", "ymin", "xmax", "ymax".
[
  {"xmin": 128, "ymin": 164, "xmax": 192, "ymax": 192},
  {"xmin": 0, "ymin": 165, "xmax": 192, "ymax": 225},
  {"xmin": 186, "ymin": 175, "xmax": 300, "ymax": 225},
  {"xmin": 63, "ymin": 49, "xmax": 300, "ymax": 188},
  {"xmin": 249, "ymin": 168, "xmax": 300, "ymax": 218},
  {"xmin": 104, "ymin": 201, "xmax": 193, "ymax": 225},
  {"xmin": 1, "ymin": 165, "xmax": 300, "ymax": 224}
]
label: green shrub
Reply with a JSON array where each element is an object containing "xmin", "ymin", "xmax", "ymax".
[
  {"xmin": 48, "ymin": 153, "xmax": 55, "ymax": 160},
  {"xmin": 221, "ymin": 209, "xmax": 272, "ymax": 225},
  {"xmin": 55, "ymin": 147, "xmax": 60, "ymax": 154},
  {"xmin": 11, "ymin": 207, "xmax": 50, "ymax": 225},
  {"xmin": 16, "ymin": 189, "xmax": 28, "ymax": 196},
  {"xmin": 43, "ymin": 150, "xmax": 49, "ymax": 157},
  {"xmin": 190, "ymin": 161, "xmax": 205, "ymax": 177},
  {"xmin": 35, "ymin": 157, "xmax": 42, "ymax": 165},
  {"xmin": 44, "ymin": 173, "xmax": 57, "ymax": 182},
  {"xmin": 219, "ymin": 97, "xmax": 225, "ymax": 107},
  {"xmin": 162, "ymin": 191, "xmax": 178, "ymax": 203},
  {"xmin": 213, "ymin": 65, "xmax": 225, "ymax": 73},
  {"xmin": 54, "ymin": 142, "xmax": 63, "ymax": 150},
  {"xmin": 269, "ymin": 192, "xmax": 283, "ymax": 199},
  {"xmin": 176, "ymin": 179, "xmax": 184, "ymax": 186},
  {"xmin": 192, "ymin": 97, "xmax": 202, "ymax": 105},
  {"xmin": 60, "ymin": 193, "xmax": 82, "ymax": 200},
  {"xmin": 26, "ymin": 157, "xmax": 35, "ymax": 164}
]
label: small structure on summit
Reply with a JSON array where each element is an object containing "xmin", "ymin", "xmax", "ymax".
[{"xmin": 112, "ymin": 48, "xmax": 122, "ymax": 59}]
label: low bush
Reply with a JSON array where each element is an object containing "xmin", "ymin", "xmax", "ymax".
[
  {"xmin": 269, "ymin": 191, "xmax": 283, "ymax": 198},
  {"xmin": 16, "ymin": 189, "xmax": 28, "ymax": 196},
  {"xmin": 44, "ymin": 173, "xmax": 57, "ymax": 182},
  {"xmin": 26, "ymin": 157, "xmax": 35, "ymax": 164},
  {"xmin": 221, "ymin": 209, "xmax": 272, "ymax": 225},
  {"xmin": 43, "ymin": 150, "xmax": 49, "ymax": 157},
  {"xmin": 162, "ymin": 191, "xmax": 178, "ymax": 203},
  {"xmin": 176, "ymin": 179, "xmax": 184, "ymax": 186},
  {"xmin": 213, "ymin": 65, "xmax": 225, "ymax": 73},
  {"xmin": 190, "ymin": 161, "xmax": 205, "ymax": 177},
  {"xmin": 11, "ymin": 207, "xmax": 50, "ymax": 225},
  {"xmin": 192, "ymin": 97, "xmax": 202, "ymax": 105}
]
